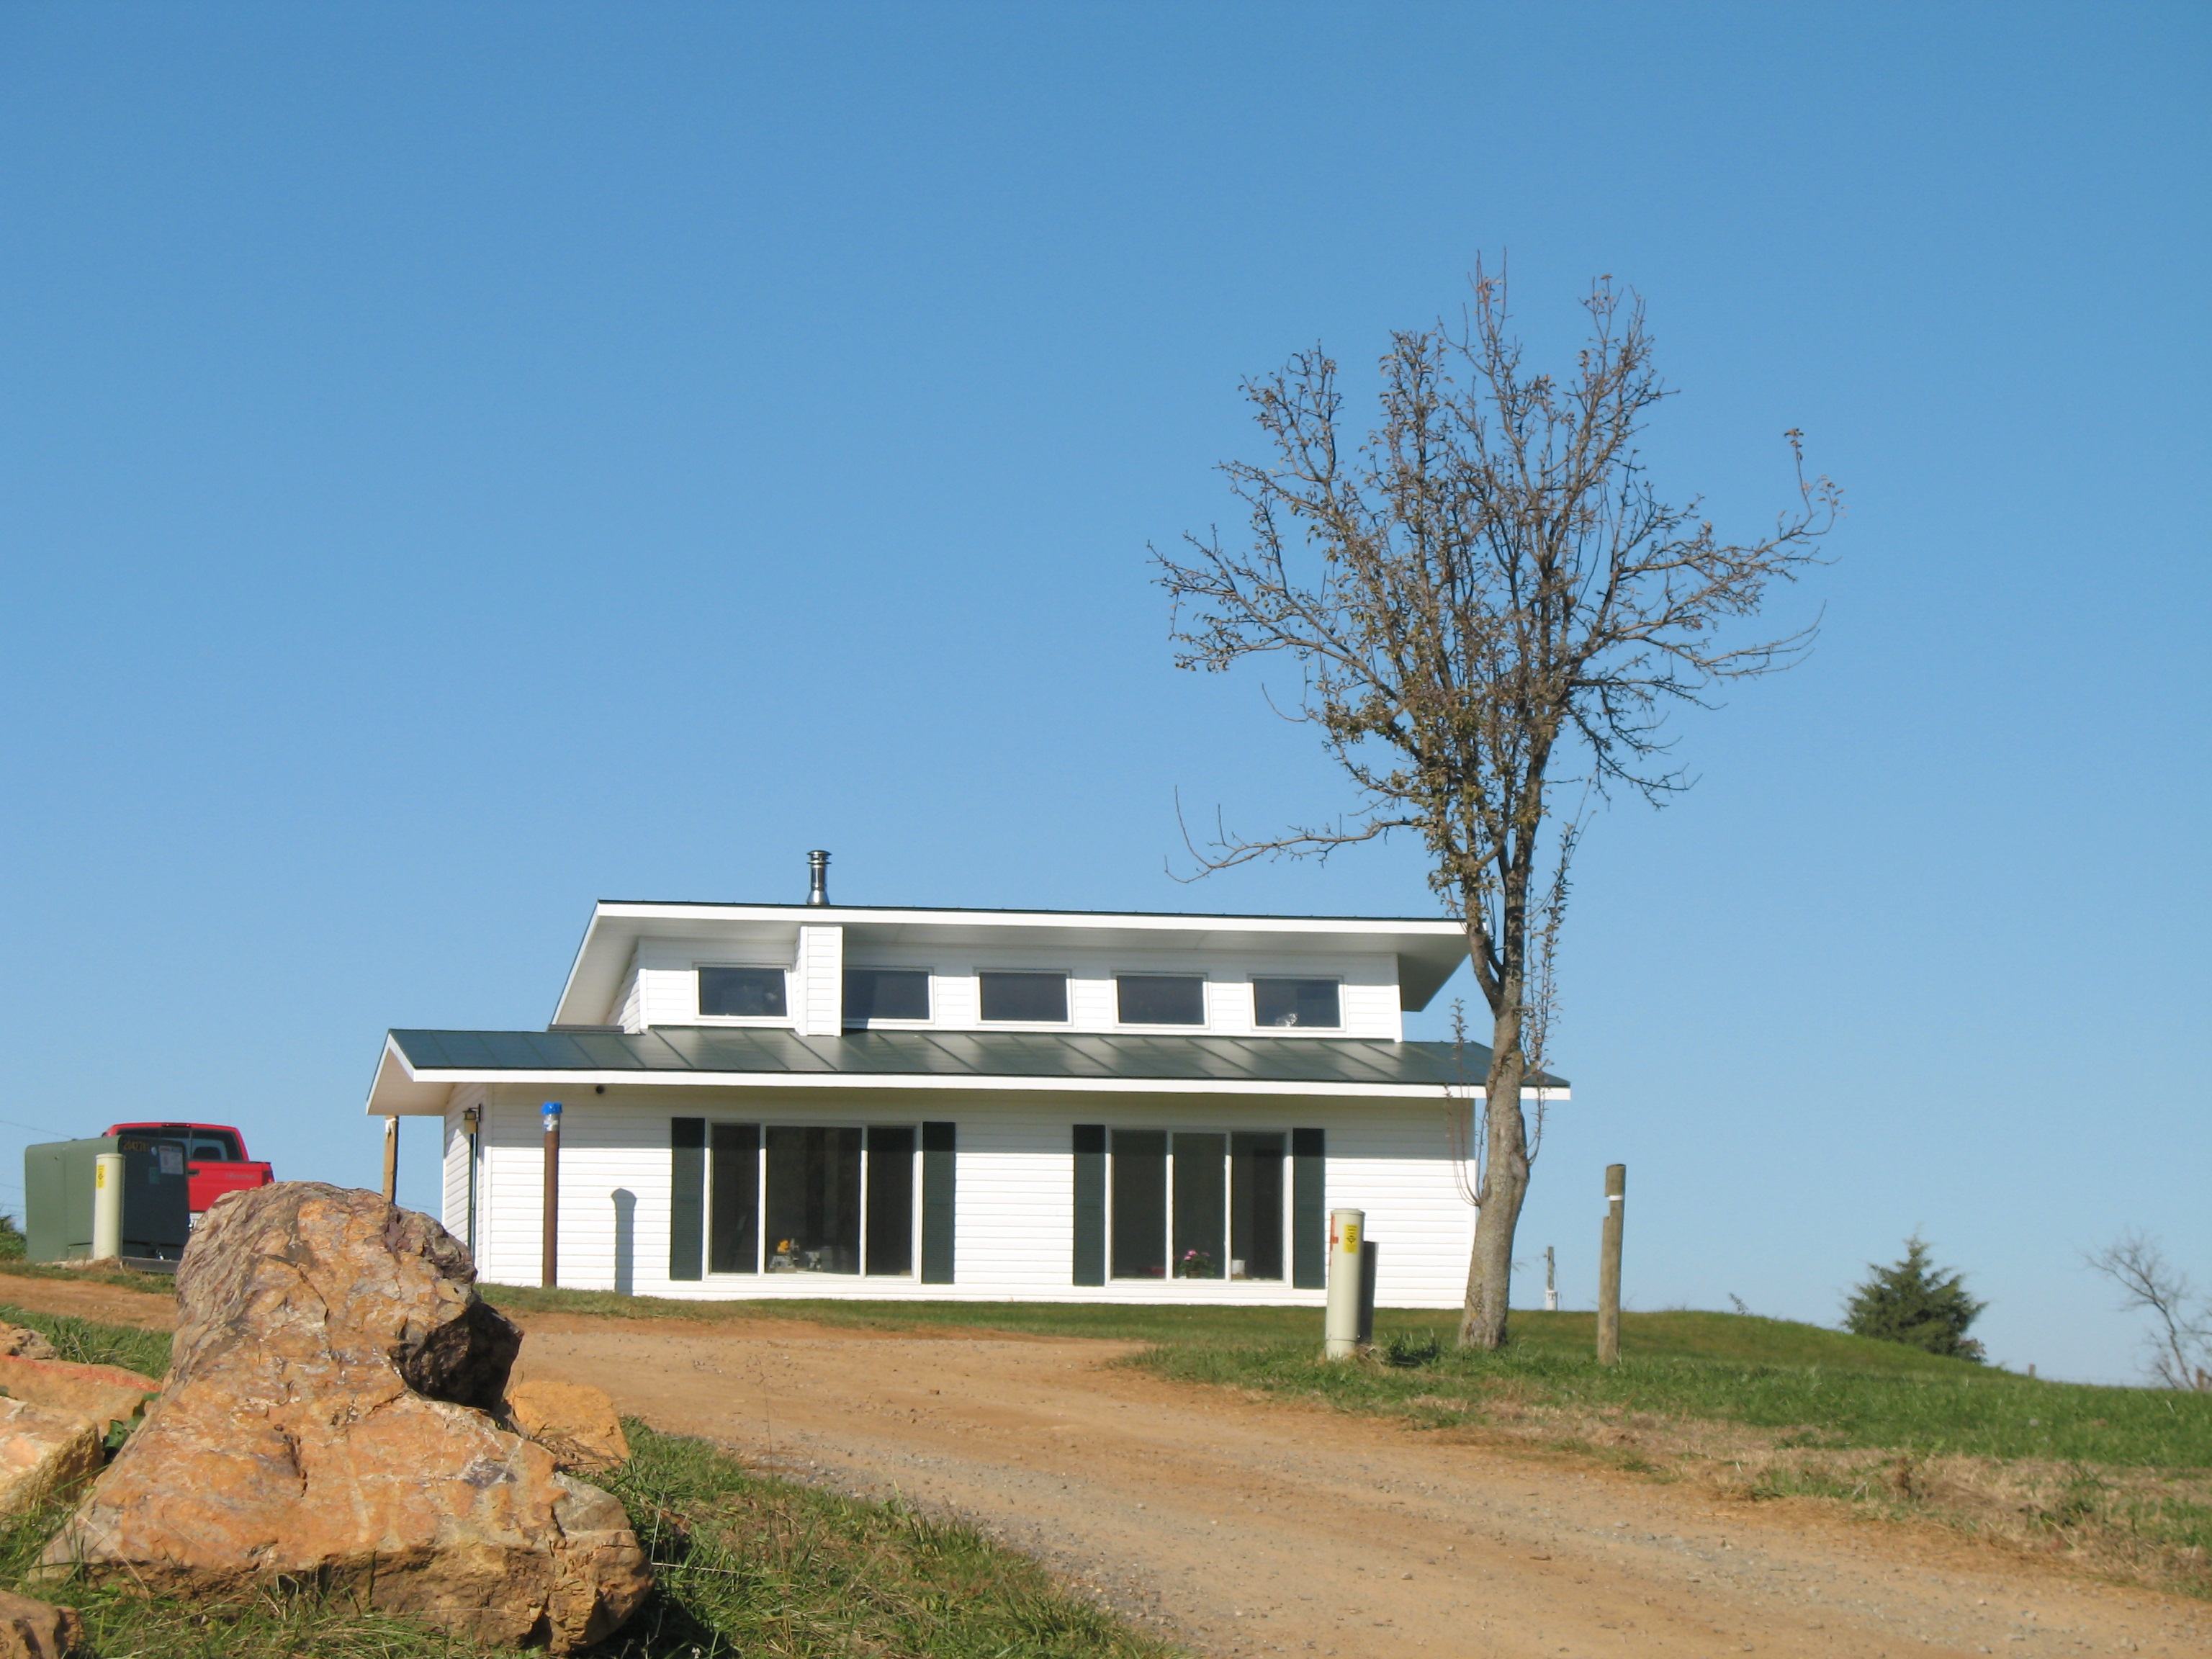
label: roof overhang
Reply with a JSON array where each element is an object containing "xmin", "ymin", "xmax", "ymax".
[
  {"xmin": 364, "ymin": 1027, "xmax": 1566, "ymax": 1117},
  {"xmin": 552, "ymin": 900, "xmax": 1472, "ymax": 1026}
]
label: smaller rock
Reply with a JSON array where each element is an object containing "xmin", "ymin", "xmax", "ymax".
[
  {"xmin": 0, "ymin": 1400, "xmax": 103, "ymax": 1525},
  {"xmin": 0, "ymin": 1327, "xmax": 57, "ymax": 1363},
  {"xmin": 0, "ymin": 1358, "xmax": 158, "ymax": 1439},
  {"xmin": 0, "ymin": 1588, "xmax": 80, "ymax": 1658},
  {"xmin": 507, "ymin": 1379, "xmax": 630, "ymax": 1473}
]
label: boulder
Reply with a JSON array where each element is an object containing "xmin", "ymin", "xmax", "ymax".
[
  {"xmin": 506, "ymin": 1380, "xmax": 630, "ymax": 1474},
  {"xmin": 0, "ymin": 1326, "xmax": 57, "ymax": 1363},
  {"xmin": 0, "ymin": 1588, "xmax": 79, "ymax": 1658},
  {"xmin": 0, "ymin": 1400, "xmax": 103, "ymax": 1524},
  {"xmin": 0, "ymin": 1357, "xmax": 158, "ymax": 1438},
  {"xmin": 41, "ymin": 1183, "xmax": 649, "ymax": 1653}
]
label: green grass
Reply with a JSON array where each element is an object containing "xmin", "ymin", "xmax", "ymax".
[
  {"xmin": 1133, "ymin": 1328, "xmax": 2212, "ymax": 1466},
  {"xmin": 0, "ymin": 1303, "xmax": 171, "ymax": 1378},
  {"xmin": 0, "ymin": 1308, "xmax": 1177, "ymax": 1658}
]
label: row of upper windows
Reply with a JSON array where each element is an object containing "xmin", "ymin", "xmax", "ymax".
[{"xmin": 695, "ymin": 966, "xmax": 1345, "ymax": 1029}]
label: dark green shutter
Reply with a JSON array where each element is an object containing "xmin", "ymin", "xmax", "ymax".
[
  {"xmin": 920, "ymin": 1120, "xmax": 956, "ymax": 1284},
  {"xmin": 1071, "ymin": 1124, "xmax": 1106, "ymax": 1286},
  {"xmin": 670, "ymin": 1118, "xmax": 706, "ymax": 1281},
  {"xmin": 1290, "ymin": 1127, "xmax": 1326, "ymax": 1289},
  {"xmin": 708, "ymin": 1123, "xmax": 759, "ymax": 1273}
]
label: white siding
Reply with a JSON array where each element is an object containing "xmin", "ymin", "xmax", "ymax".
[
  {"xmin": 795, "ymin": 924, "xmax": 843, "ymax": 1035},
  {"xmin": 468, "ymin": 1084, "xmax": 1476, "ymax": 1308},
  {"xmin": 613, "ymin": 965, "xmax": 644, "ymax": 1033},
  {"xmin": 440, "ymin": 1085, "xmax": 487, "ymax": 1256}
]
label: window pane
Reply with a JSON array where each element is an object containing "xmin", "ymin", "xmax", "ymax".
[
  {"xmin": 979, "ymin": 971, "xmax": 1068, "ymax": 1022},
  {"xmin": 845, "ymin": 968, "xmax": 930, "ymax": 1022},
  {"xmin": 1116, "ymin": 975, "xmax": 1205, "ymax": 1026},
  {"xmin": 1110, "ymin": 1129, "xmax": 1167, "ymax": 1278},
  {"xmin": 1252, "ymin": 978, "xmax": 1341, "ymax": 1029},
  {"xmin": 699, "ymin": 966, "xmax": 788, "ymax": 1017},
  {"xmin": 764, "ymin": 1127, "xmax": 862, "ymax": 1273},
  {"xmin": 1230, "ymin": 1132, "xmax": 1285, "ymax": 1281},
  {"xmin": 1172, "ymin": 1133, "xmax": 1226, "ymax": 1278},
  {"xmin": 708, "ymin": 1123, "xmax": 760, "ymax": 1273},
  {"xmin": 865, "ymin": 1125, "xmax": 915, "ymax": 1276}
]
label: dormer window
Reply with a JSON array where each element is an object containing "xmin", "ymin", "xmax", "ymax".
[
  {"xmin": 845, "ymin": 968, "xmax": 932, "ymax": 1022},
  {"xmin": 979, "ymin": 971, "xmax": 1068, "ymax": 1022},
  {"xmin": 1252, "ymin": 977, "xmax": 1340, "ymax": 1029},
  {"xmin": 1115, "ymin": 974, "xmax": 1205, "ymax": 1026},
  {"xmin": 698, "ymin": 966, "xmax": 788, "ymax": 1018}
]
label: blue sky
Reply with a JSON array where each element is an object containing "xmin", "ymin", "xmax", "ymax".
[{"xmin": 1, "ymin": 5, "xmax": 2204, "ymax": 1383}]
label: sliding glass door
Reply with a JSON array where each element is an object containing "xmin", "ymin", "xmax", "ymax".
[{"xmin": 1107, "ymin": 1127, "xmax": 1285, "ymax": 1282}]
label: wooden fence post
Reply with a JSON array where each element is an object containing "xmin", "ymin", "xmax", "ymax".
[{"xmin": 1596, "ymin": 1163, "xmax": 1625, "ymax": 1365}]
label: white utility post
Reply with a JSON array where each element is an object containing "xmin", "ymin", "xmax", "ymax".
[
  {"xmin": 1545, "ymin": 1245, "xmax": 1559, "ymax": 1311},
  {"xmin": 91, "ymin": 1151, "xmax": 124, "ymax": 1262},
  {"xmin": 1324, "ymin": 1207, "xmax": 1366, "ymax": 1359}
]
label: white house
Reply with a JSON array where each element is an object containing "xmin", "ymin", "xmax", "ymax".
[{"xmin": 364, "ymin": 854, "xmax": 1560, "ymax": 1307}]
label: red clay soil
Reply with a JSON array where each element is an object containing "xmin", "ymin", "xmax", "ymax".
[
  {"xmin": 0, "ymin": 1272, "xmax": 179, "ymax": 1331},
  {"xmin": 13, "ymin": 1274, "xmax": 2208, "ymax": 1658}
]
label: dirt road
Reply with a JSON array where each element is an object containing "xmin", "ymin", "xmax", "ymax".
[
  {"xmin": 509, "ymin": 1313, "xmax": 2212, "ymax": 1659},
  {"xmin": 9, "ymin": 1274, "xmax": 2204, "ymax": 1658}
]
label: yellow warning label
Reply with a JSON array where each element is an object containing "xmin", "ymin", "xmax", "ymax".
[{"xmin": 1339, "ymin": 1220, "xmax": 1360, "ymax": 1251}]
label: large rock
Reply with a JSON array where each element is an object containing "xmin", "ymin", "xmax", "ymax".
[
  {"xmin": 0, "ymin": 1357, "xmax": 158, "ymax": 1438},
  {"xmin": 0, "ymin": 1399, "xmax": 103, "ymax": 1524},
  {"xmin": 40, "ymin": 1184, "xmax": 649, "ymax": 1653},
  {"xmin": 0, "ymin": 1588, "xmax": 79, "ymax": 1658},
  {"xmin": 505, "ymin": 1380, "xmax": 630, "ymax": 1475}
]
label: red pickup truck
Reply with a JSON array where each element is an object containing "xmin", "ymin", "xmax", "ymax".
[{"xmin": 104, "ymin": 1123, "xmax": 274, "ymax": 1220}]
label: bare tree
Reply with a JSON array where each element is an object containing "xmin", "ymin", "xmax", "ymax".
[
  {"xmin": 1156, "ymin": 266, "xmax": 1839, "ymax": 1349},
  {"xmin": 2086, "ymin": 1233, "xmax": 2212, "ymax": 1391}
]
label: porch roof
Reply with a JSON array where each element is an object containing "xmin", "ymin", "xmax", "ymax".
[{"xmin": 366, "ymin": 1027, "xmax": 1566, "ymax": 1115}]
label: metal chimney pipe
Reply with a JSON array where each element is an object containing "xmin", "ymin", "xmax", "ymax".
[{"xmin": 806, "ymin": 849, "xmax": 831, "ymax": 906}]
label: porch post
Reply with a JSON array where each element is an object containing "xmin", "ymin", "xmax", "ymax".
[{"xmin": 541, "ymin": 1100, "xmax": 562, "ymax": 1288}]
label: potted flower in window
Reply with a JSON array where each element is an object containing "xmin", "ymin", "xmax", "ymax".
[{"xmin": 1174, "ymin": 1247, "xmax": 1215, "ymax": 1279}]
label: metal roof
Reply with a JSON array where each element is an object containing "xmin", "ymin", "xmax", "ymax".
[{"xmin": 372, "ymin": 1027, "xmax": 1564, "ymax": 1115}]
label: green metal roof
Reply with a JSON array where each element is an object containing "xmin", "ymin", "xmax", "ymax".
[{"xmin": 386, "ymin": 1027, "xmax": 1563, "ymax": 1090}]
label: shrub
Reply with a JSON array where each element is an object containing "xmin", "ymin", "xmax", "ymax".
[{"xmin": 1844, "ymin": 1235, "xmax": 1987, "ymax": 1362}]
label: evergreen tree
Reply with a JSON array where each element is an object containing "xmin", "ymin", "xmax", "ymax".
[{"xmin": 1844, "ymin": 1236, "xmax": 1987, "ymax": 1362}]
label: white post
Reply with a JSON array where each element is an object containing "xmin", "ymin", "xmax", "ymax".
[
  {"xmin": 1324, "ymin": 1207, "xmax": 1365, "ymax": 1360},
  {"xmin": 92, "ymin": 1152, "xmax": 124, "ymax": 1262},
  {"xmin": 1545, "ymin": 1245, "xmax": 1559, "ymax": 1311}
]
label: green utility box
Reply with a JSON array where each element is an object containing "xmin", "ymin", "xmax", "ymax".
[{"xmin": 24, "ymin": 1134, "xmax": 192, "ymax": 1264}]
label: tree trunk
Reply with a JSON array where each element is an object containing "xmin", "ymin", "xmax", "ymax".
[{"xmin": 1457, "ymin": 1001, "xmax": 1530, "ymax": 1350}]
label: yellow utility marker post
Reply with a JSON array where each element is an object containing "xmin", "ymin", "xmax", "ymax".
[
  {"xmin": 1324, "ymin": 1207, "xmax": 1365, "ymax": 1359},
  {"xmin": 91, "ymin": 1152, "xmax": 123, "ymax": 1262}
]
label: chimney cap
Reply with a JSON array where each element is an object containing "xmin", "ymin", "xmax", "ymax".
[{"xmin": 806, "ymin": 849, "xmax": 831, "ymax": 906}]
